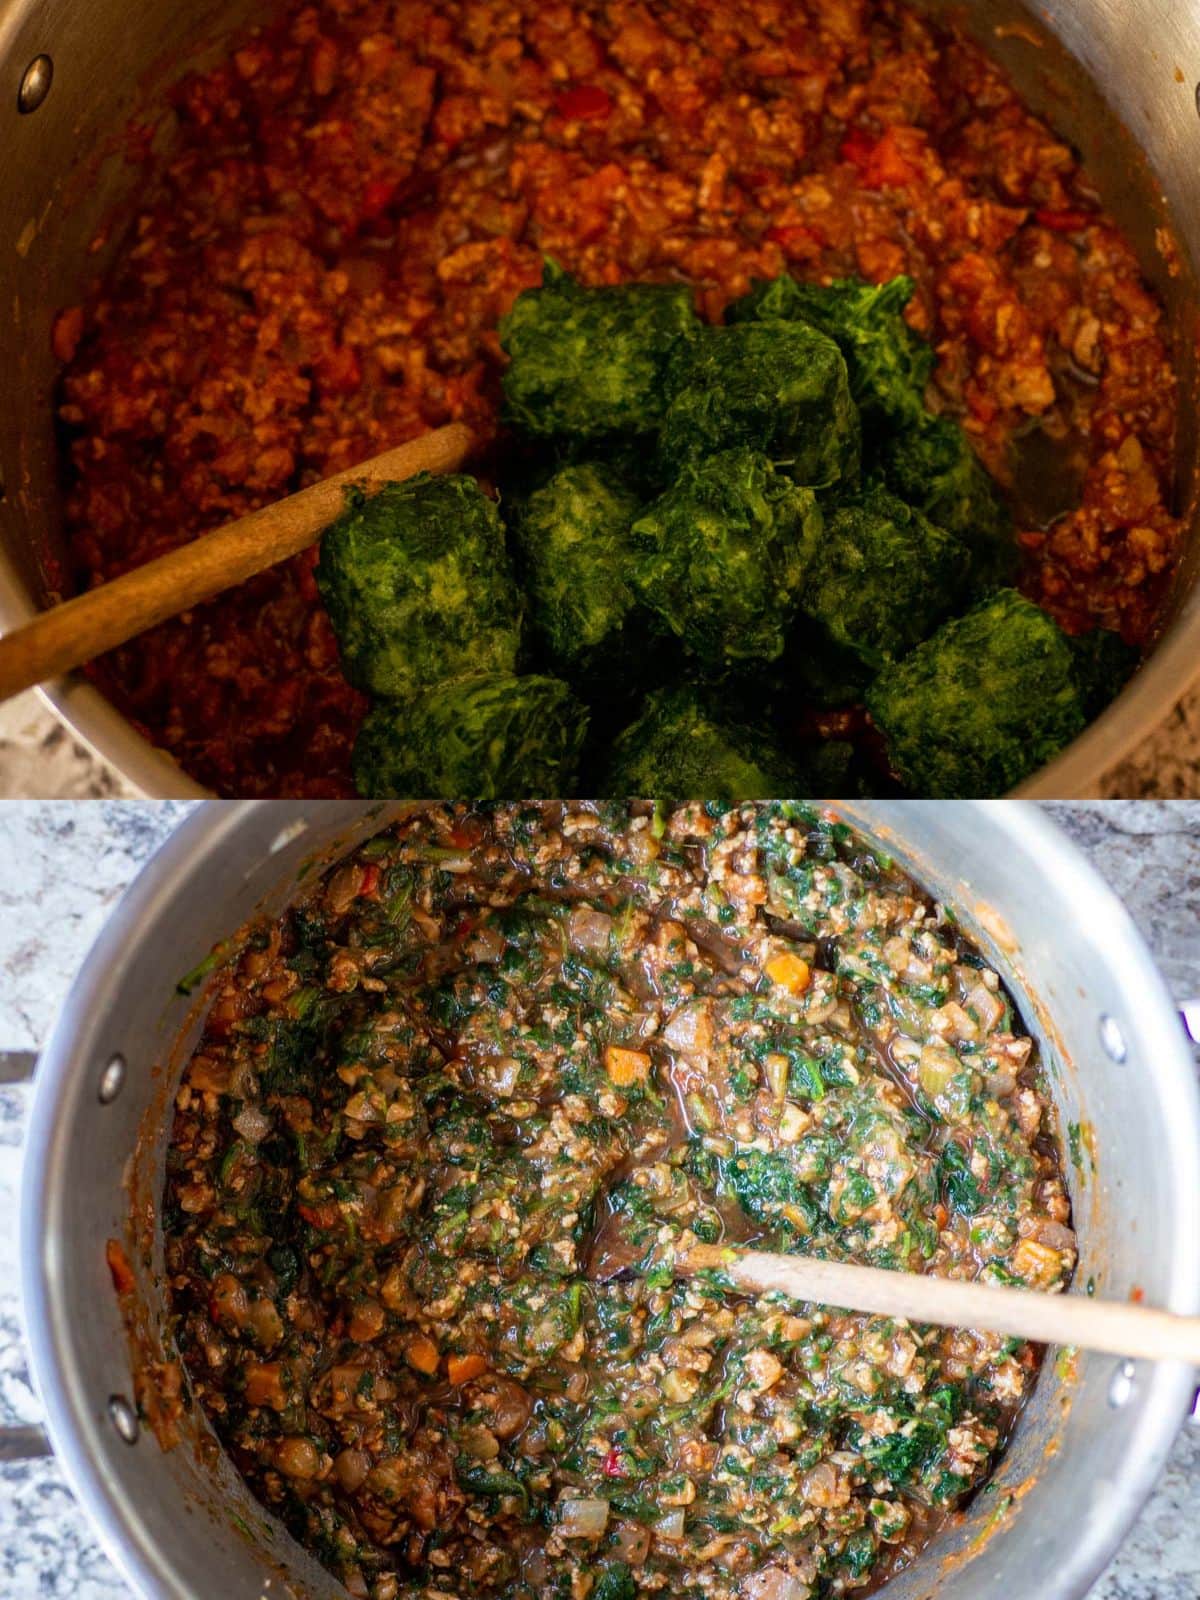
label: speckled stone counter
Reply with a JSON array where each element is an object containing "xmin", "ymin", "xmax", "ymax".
[
  {"xmin": 1, "ymin": 683, "xmax": 1198, "ymax": 799},
  {"xmin": 1, "ymin": 801, "xmax": 1197, "ymax": 1597}
]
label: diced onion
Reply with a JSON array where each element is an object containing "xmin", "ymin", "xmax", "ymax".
[
  {"xmin": 965, "ymin": 982, "xmax": 1005, "ymax": 1034},
  {"xmin": 663, "ymin": 1001, "xmax": 712, "ymax": 1054},
  {"xmin": 654, "ymin": 1509, "xmax": 686, "ymax": 1542},
  {"xmin": 485, "ymin": 1056, "xmax": 522, "ymax": 1097},
  {"xmin": 232, "ymin": 1106, "xmax": 271, "ymax": 1144},
  {"xmin": 613, "ymin": 1523, "xmax": 651, "ymax": 1565},
  {"xmin": 559, "ymin": 1498, "xmax": 610, "ymax": 1537},
  {"xmin": 1028, "ymin": 1218, "xmax": 1077, "ymax": 1253},
  {"xmin": 568, "ymin": 906, "xmax": 614, "ymax": 953},
  {"xmin": 764, "ymin": 1052, "xmax": 790, "ymax": 1102},
  {"xmin": 742, "ymin": 1566, "xmax": 815, "ymax": 1600}
]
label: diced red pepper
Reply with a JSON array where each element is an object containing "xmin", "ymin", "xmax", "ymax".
[
  {"xmin": 602, "ymin": 1447, "xmax": 624, "ymax": 1477},
  {"xmin": 766, "ymin": 223, "xmax": 820, "ymax": 254},
  {"xmin": 314, "ymin": 345, "xmax": 362, "ymax": 397},
  {"xmin": 52, "ymin": 306, "xmax": 85, "ymax": 365},
  {"xmin": 556, "ymin": 84, "xmax": 613, "ymax": 122},
  {"xmin": 298, "ymin": 1201, "xmax": 340, "ymax": 1229},
  {"xmin": 840, "ymin": 127, "xmax": 876, "ymax": 168},
  {"xmin": 360, "ymin": 178, "xmax": 398, "ymax": 220},
  {"xmin": 106, "ymin": 1238, "xmax": 136, "ymax": 1296},
  {"xmin": 840, "ymin": 125, "xmax": 920, "ymax": 188},
  {"xmin": 1034, "ymin": 208, "xmax": 1092, "ymax": 233},
  {"xmin": 358, "ymin": 863, "xmax": 380, "ymax": 897}
]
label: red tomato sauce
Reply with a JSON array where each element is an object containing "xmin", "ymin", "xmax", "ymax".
[{"xmin": 55, "ymin": 0, "xmax": 1184, "ymax": 796}]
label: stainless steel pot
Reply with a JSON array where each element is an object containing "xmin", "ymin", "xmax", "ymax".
[
  {"xmin": 17, "ymin": 799, "xmax": 1200, "ymax": 1598},
  {"xmin": 2, "ymin": 0, "xmax": 1200, "ymax": 796}
]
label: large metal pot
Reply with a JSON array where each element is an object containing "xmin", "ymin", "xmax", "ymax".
[
  {"xmin": 2, "ymin": 0, "xmax": 1200, "ymax": 797},
  {"xmin": 18, "ymin": 799, "xmax": 1200, "ymax": 1598}
]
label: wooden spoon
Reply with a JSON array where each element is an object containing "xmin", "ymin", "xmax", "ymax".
[
  {"xmin": 678, "ymin": 1244, "xmax": 1200, "ymax": 1365},
  {"xmin": 0, "ymin": 422, "xmax": 474, "ymax": 704}
]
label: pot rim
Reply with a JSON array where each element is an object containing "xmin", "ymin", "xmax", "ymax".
[{"xmin": 19, "ymin": 798, "xmax": 1200, "ymax": 1599}]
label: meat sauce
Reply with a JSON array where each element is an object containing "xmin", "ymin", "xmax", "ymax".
[
  {"xmin": 55, "ymin": 0, "xmax": 1183, "ymax": 796},
  {"xmin": 164, "ymin": 801, "xmax": 1074, "ymax": 1598}
]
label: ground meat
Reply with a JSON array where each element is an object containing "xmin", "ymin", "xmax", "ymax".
[
  {"xmin": 163, "ymin": 800, "xmax": 1073, "ymax": 1599},
  {"xmin": 56, "ymin": 0, "xmax": 1183, "ymax": 795}
]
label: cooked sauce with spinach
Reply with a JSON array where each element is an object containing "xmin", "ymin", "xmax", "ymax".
[{"xmin": 164, "ymin": 803, "xmax": 1074, "ymax": 1599}]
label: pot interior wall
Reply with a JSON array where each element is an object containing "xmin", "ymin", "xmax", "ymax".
[{"xmin": 23, "ymin": 800, "xmax": 1200, "ymax": 1600}]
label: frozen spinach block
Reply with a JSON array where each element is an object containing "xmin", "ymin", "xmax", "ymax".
[
  {"xmin": 600, "ymin": 686, "xmax": 799, "ymax": 798},
  {"xmin": 657, "ymin": 320, "xmax": 861, "ymax": 488},
  {"xmin": 499, "ymin": 261, "xmax": 701, "ymax": 438},
  {"xmin": 802, "ymin": 485, "xmax": 971, "ymax": 670},
  {"xmin": 352, "ymin": 672, "xmax": 588, "ymax": 798},
  {"xmin": 630, "ymin": 448, "xmax": 822, "ymax": 669},
  {"xmin": 1069, "ymin": 626, "xmax": 1139, "ymax": 718},
  {"xmin": 866, "ymin": 589, "xmax": 1087, "ymax": 796},
  {"xmin": 512, "ymin": 462, "xmax": 644, "ymax": 676},
  {"xmin": 793, "ymin": 737, "xmax": 860, "ymax": 796},
  {"xmin": 728, "ymin": 273, "xmax": 934, "ymax": 423},
  {"xmin": 786, "ymin": 631, "xmax": 874, "ymax": 706},
  {"xmin": 316, "ymin": 474, "xmax": 521, "ymax": 697},
  {"xmin": 877, "ymin": 412, "xmax": 1016, "ymax": 590}
]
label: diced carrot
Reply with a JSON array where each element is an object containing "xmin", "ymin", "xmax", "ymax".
[
  {"xmin": 1012, "ymin": 1238, "xmax": 1062, "ymax": 1288},
  {"xmin": 604, "ymin": 1045, "xmax": 651, "ymax": 1087},
  {"xmin": 447, "ymin": 1352, "xmax": 489, "ymax": 1386},
  {"xmin": 347, "ymin": 1300, "xmax": 386, "ymax": 1343},
  {"xmin": 765, "ymin": 953, "xmax": 811, "ymax": 996},
  {"xmin": 244, "ymin": 1361, "xmax": 289, "ymax": 1409},
  {"xmin": 105, "ymin": 1238, "xmax": 136, "ymax": 1296},
  {"xmin": 405, "ymin": 1334, "xmax": 440, "ymax": 1375}
]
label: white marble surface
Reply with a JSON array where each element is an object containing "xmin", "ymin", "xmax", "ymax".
[
  {"xmin": 0, "ymin": 694, "xmax": 138, "ymax": 801},
  {"xmin": 1, "ymin": 680, "xmax": 1198, "ymax": 800},
  {"xmin": 0, "ymin": 801, "xmax": 1197, "ymax": 1598}
]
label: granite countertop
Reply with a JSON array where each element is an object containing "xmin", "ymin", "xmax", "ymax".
[
  {"xmin": 1, "ymin": 683, "xmax": 1198, "ymax": 800},
  {"xmin": 1, "ymin": 801, "xmax": 1198, "ymax": 1597}
]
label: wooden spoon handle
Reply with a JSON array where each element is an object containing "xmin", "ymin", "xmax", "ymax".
[
  {"xmin": 683, "ymin": 1246, "xmax": 1200, "ymax": 1365},
  {"xmin": 0, "ymin": 423, "xmax": 474, "ymax": 704}
]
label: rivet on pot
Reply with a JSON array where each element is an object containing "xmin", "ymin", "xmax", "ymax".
[
  {"xmin": 1108, "ymin": 1361, "xmax": 1137, "ymax": 1410},
  {"xmin": 97, "ymin": 1053, "xmax": 126, "ymax": 1104},
  {"xmin": 108, "ymin": 1394, "xmax": 140, "ymax": 1444},
  {"xmin": 1098, "ymin": 1014, "xmax": 1127, "ymax": 1063},
  {"xmin": 17, "ymin": 54, "xmax": 53, "ymax": 115}
]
